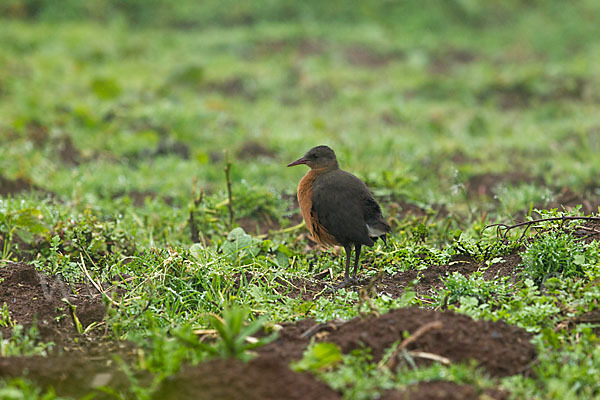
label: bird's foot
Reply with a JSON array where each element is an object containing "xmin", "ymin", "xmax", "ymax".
[{"xmin": 327, "ymin": 277, "xmax": 358, "ymax": 291}]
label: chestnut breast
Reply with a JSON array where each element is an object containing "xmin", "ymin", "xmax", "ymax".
[{"xmin": 297, "ymin": 169, "xmax": 340, "ymax": 246}]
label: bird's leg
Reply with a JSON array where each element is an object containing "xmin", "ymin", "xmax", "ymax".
[
  {"xmin": 343, "ymin": 245, "xmax": 352, "ymax": 282},
  {"xmin": 352, "ymin": 244, "xmax": 362, "ymax": 280},
  {"xmin": 329, "ymin": 245, "xmax": 354, "ymax": 290}
]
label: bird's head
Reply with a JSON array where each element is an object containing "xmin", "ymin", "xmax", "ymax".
[{"xmin": 287, "ymin": 145, "xmax": 339, "ymax": 170}]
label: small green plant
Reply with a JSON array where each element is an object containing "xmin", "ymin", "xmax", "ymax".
[
  {"xmin": 222, "ymin": 227, "xmax": 261, "ymax": 263},
  {"xmin": 440, "ymin": 271, "xmax": 510, "ymax": 306},
  {"xmin": 47, "ymin": 235, "xmax": 64, "ymax": 275},
  {"xmin": 0, "ymin": 377, "xmax": 64, "ymax": 400},
  {"xmin": 172, "ymin": 304, "xmax": 276, "ymax": 362},
  {"xmin": 0, "ymin": 198, "xmax": 49, "ymax": 262},
  {"xmin": 206, "ymin": 305, "xmax": 276, "ymax": 361},
  {"xmin": 292, "ymin": 342, "xmax": 343, "ymax": 373},
  {"xmin": 0, "ymin": 324, "xmax": 54, "ymax": 357},
  {"xmin": 520, "ymin": 231, "xmax": 585, "ymax": 285},
  {"xmin": 0, "ymin": 302, "xmax": 15, "ymax": 328}
]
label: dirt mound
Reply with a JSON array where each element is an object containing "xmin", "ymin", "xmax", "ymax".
[
  {"xmin": 381, "ymin": 381, "xmax": 508, "ymax": 400},
  {"xmin": 261, "ymin": 308, "xmax": 535, "ymax": 377},
  {"xmin": 0, "ymin": 262, "xmax": 128, "ymax": 398},
  {"xmin": 328, "ymin": 308, "xmax": 534, "ymax": 376},
  {"xmin": 154, "ymin": 355, "xmax": 341, "ymax": 400},
  {"xmin": 0, "ymin": 261, "xmax": 106, "ymax": 345},
  {"xmin": 0, "ymin": 343, "xmax": 138, "ymax": 399}
]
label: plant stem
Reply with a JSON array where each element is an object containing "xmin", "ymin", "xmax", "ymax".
[{"xmin": 224, "ymin": 151, "xmax": 235, "ymax": 230}]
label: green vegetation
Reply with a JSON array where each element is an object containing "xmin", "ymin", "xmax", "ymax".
[{"xmin": 1, "ymin": 0, "xmax": 600, "ymax": 398}]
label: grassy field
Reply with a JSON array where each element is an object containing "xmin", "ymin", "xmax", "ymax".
[{"xmin": 1, "ymin": 1, "xmax": 600, "ymax": 398}]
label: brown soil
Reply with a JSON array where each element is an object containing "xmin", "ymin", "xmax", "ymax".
[
  {"xmin": 539, "ymin": 187, "xmax": 600, "ymax": 216},
  {"xmin": 260, "ymin": 307, "xmax": 535, "ymax": 377},
  {"xmin": 381, "ymin": 381, "xmax": 508, "ymax": 400},
  {"xmin": 237, "ymin": 215, "xmax": 281, "ymax": 235},
  {"xmin": 0, "ymin": 344, "xmax": 140, "ymax": 399},
  {"xmin": 26, "ymin": 120, "xmax": 49, "ymax": 147},
  {"xmin": 126, "ymin": 138, "xmax": 190, "ymax": 161},
  {"xmin": 233, "ymin": 272, "xmax": 327, "ymax": 303},
  {"xmin": 236, "ymin": 140, "xmax": 276, "ymax": 160},
  {"xmin": 344, "ymin": 44, "xmax": 404, "ymax": 67},
  {"xmin": 204, "ymin": 76, "xmax": 256, "ymax": 100},
  {"xmin": 56, "ymin": 135, "xmax": 81, "ymax": 166},
  {"xmin": 387, "ymin": 199, "xmax": 438, "ymax": 219},
  {"xmin": 0, "ymin": 175, "xmax": 47, "ymax": 196},
  {"xmin": 154, "ymin": 138, "xmax": 190, "ymax": 159},
  {"xmin": 0, "ymin": 262, "xmax": 137, "ymax": 398},
  {"xmin": 236, "ymin": 190, "xmax": 303, "ymax": 235},
  {"xmin": 480, "ymin": 76, "xmax": 590, "ymax": 110},
  {"xmin": 0, "ymin": 262, "xmax": 106, "ymax": 345},
  {"xmin": 283, "ymin": 276, "xmax": 329, "ymax": 301},
  {"xmin": 511, "ymin": 186, "xmax": 600, "ymax": 222},
  {"xmin": 154, "ymin": 355, "xmax": 341, "ymax": 400},
  {"xmin": 269, "ymin": 249, "xmax": 521, "ymax": 304},
  {"xmin": 376, "ymin": 253, "xmax": 522, "ymax": 299},
  {"xmin": 429, "ymin": 48, "xmax": 477, "ymax": 74},
  {"xmin": 465, "ymin": 172, "xmax": 539, "ymax": 198}
]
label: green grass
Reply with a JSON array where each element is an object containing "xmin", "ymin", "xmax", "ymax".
[{"xmin": 1, "ymin": 1, "xmax": 600, "ymax": 398}]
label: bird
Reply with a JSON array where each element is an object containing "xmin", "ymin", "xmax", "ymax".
[{"xmin": 287, "ymin": 145, "xmax": 391, "ymax": 287}]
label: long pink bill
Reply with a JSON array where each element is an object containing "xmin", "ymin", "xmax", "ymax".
[{"xmin": 287, "ymin": 157, "xmax": 308, "ymax": 167}]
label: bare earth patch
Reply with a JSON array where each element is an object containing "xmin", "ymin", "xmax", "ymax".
[
  {"xmin": 381, "ymin": 381, "xmax": 508, "ymax": 400},
  {"xmin": 0, "ymin": 262, "xmax": 106, "ymax": 345},
  {"xmin": 154, "ymin": 355, "xmax": 341, "ymax": 400},
  {"xmin": 0, "ymin": 262, "xmax": 138, "ymax": 398},
  {"xmin": 0, "ymin": 261, "xmax": 535, "ymax": 398},
  {"xmin": 260, "ymin": 307, "xmax": 535, "ymax": 377}
]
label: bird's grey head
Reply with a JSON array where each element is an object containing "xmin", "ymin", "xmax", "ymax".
[{"xmin": 287, "ymin": 145, "xmax": 339, "ymax": 170}]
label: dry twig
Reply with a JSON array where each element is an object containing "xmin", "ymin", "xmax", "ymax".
[
  {"xmin": 485, "ymin": 216, "xmax": 600, "ymax": 241},
  {"xmin": 407, "ymin": 351, "xmax": 451, "ymax": 365},
  {"xmin": 78, "ymin": 253, "xmax": 120, "ymax": 308},
  {"xmin": 379, "ymin": 320, "xmax": 443, "ymax": 369},
  {"xmin": 189, "ymin": 181, "xmax": 204, "ymax": 243}
]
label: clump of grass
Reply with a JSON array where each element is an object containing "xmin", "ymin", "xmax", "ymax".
[
  {"xmin": 440, "ymin": 271, "xmax": 510, "ymax": 307},
  {"xmin": 520, "ymin": 231, "xmax": 585, "ymax": 285}
]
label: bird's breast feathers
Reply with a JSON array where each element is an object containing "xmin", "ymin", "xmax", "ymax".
[{"xmin": 297, "ymin": 169, "xmax": 340, "ymax": 246}]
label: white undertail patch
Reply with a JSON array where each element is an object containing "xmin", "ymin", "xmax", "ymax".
[{"xmin": 367, "ymin": 224, "xmax": 386, "ymax": 237}]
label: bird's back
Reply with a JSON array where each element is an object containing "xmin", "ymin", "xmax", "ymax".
[{"xmin": 311, "ymin": 169, "xmax": 389, "ymax": 247}]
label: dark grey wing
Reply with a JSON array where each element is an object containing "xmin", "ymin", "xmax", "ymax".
[{"xmin": 311, "ymin": 170, "xmax": 375, "ymax": 246}]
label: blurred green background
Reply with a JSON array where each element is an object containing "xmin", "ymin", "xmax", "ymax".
[{"xmin": 1, "ymin": 0, "xmax": 599, "ymax": 247}]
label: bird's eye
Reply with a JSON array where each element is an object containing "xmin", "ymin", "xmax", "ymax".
[{"xmin": 312, "ymin": 154, "xmax": 318, "ymax": 159}]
